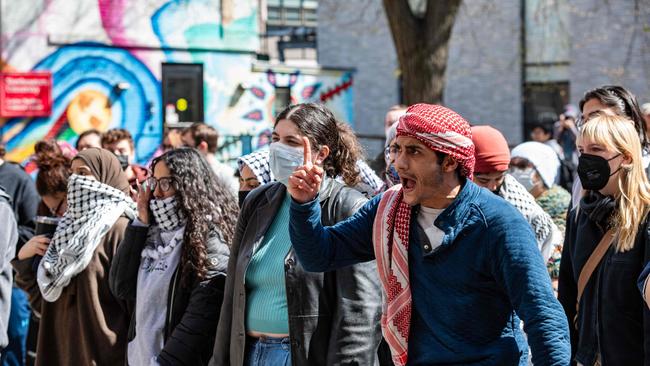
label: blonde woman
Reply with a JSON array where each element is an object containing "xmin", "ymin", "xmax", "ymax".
[{"xmin": 558, "ymin": 113, "xmax": 650, "ymax": 365}]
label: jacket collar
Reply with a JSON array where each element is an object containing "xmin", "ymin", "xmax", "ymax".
[
  {"xmin": 418, "ymin": 179, "xmax": 480, "ymax": 247},
  {"xmin": 251, "ymin": 183, "xmax": 286, "ymax": 242},
  {"xmin": 252, "ymin": 177, "xmax": 335, "ymax": 242},
  {"xmin": 318, "ymin": 177, "xmax": 336, "ymax": 203}
]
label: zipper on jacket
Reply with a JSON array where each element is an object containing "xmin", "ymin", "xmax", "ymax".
[
  {"xmin": 594, "ymin": 252, "xmax": 610, "ymax": 364},
  {"xmin": 165, "ymin": 267, "xmax": 180, "ymax": 339},
  {"xmin": 283, "ymin": 248, "xmax": 296, "ymax": 363}
]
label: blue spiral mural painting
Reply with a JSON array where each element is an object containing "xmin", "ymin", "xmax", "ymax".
[
  {"xmin": 1, "ymin": 0, "xmax": 354, "ymax": 168},
  {"xmin": 2, "ymin": 43, "xmax": 162, "ymax": 165}
]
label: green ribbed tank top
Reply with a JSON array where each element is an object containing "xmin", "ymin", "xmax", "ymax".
[{"xmin": 245, "ymin": 194, "xmax": 292, "ymax": 334}]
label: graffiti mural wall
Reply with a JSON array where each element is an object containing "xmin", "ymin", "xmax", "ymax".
[{"xmin": 0, "ymin": 0, "xmax": 354, "ymax": 166}]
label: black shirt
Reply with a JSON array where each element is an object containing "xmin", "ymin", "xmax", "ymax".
[{"xmin": 0, "ymin": 161, "xmax": 40, "ymax": 250}]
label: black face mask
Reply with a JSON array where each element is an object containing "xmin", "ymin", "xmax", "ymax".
[
  {"xmin": 238, "ymin": 190, "xmax": 251, "ymax": 208},
  {"xmin": 115, "ymin": 154, "xmax": 130, "ymax": 171},
  {"xmin": 577, "ymin": 153, "xmax": 621, "ymax": 191}
]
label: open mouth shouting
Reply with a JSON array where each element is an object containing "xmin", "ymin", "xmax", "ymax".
[{"xmin": 401, "ymin": 175, "xmax": 417, "ymax": 194}]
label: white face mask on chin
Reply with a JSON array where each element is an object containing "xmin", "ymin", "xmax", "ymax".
[
  {"xmin": 510, "ymin": 167, "xmax": 538, "ymax": 192},
  {"xmin": 269, "ymin": 142, "xmax": 306, "ymax": 185}
]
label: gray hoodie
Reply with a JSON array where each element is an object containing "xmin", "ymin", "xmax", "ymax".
[{"xmin": 0, "ymin": 187, "xmax": 18, "ymax": 349}]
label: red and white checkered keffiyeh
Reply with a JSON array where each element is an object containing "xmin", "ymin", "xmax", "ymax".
[
  {"xmin": 374, "ymin": 104, "xmax": 474, "ymax": 365},
  {"xmin": 373, "ymin": 185, "xmax": 412, "ymax": 366},
  {"xmin": 397, "ymin": 103, "xmax": 475, "ymax": 179}
]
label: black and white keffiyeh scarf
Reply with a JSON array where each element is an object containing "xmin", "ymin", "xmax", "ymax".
[
  {"xmin": 149, "ymin": 196, "xmax": 185, "ymax": 232},
  {"xmin": 498, "ymin": 174, "xmax": 558, "ymax": 261},
  {"xmin": 140, "ymin": 197, "xmax": 186, "ymax": 263},
  {"xmin": 237, "ymin": 148, "xmax": 274, "ymax": 185},
  {"xmin": 37, "ymin": 174, "xmax": 136, "ymax": 302}
]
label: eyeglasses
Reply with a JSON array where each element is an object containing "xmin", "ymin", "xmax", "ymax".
[
  {"xmin": 146, "ymin": 176, "xmax": 178, "ymax": 192},
  {"xmin": 384, "ymin": 145, "xmax": 399, "ymax": 162}
]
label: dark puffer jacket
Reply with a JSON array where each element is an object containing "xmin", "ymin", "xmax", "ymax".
[{"xmin": 109, "ymin": 223, "xmax": 229, "ymax": 365}]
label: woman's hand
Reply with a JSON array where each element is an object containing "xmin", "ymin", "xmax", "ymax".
[
  {"xmin": 287, "ymin": 137, "xmax": 324, "ymax": 204},
  {"xmin": 17, "ymin": 235, "xmax": 50, "ymax": 260},
  {"xmin": 135, "ymin": 180, "xmax": 153, "ymax": 225}
]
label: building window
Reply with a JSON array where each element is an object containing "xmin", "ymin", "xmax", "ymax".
[
  {"xmin": 521, "ymin": 0, "xmax": 571, "ymax": 140},
  {"xmin": 161, "ymin": 63, "xmax": 204, "ymax": 127},
  {"xmin": 274, "ymin": 86, "xmax": 291, "ymax": 116},
  {"xmin": 262, "ymin": 0, "xmax": 318, "ymax": 62},
  {"xmin": 267, "ymin": 0, "xmax": 318, "ymax": 27},
  {"xmin": 523, "ymin": 82, "xmax": 569, "ymax": 137}
]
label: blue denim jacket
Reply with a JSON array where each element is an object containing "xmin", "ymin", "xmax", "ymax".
[{"xmin": 289, "ymin": 179, "xmax": 571, "ymax": 366}]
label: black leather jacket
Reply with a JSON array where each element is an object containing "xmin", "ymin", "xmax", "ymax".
[
  {"xmin": 109, "ymin": 223, "xmax": 229, "ymax": 365},
  {"xmin": 210, "ymin": 179, "xmax": 382, "ymax": 366}
]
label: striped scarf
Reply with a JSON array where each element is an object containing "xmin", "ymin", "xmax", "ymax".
[
  {"xmin": 37, "ymin": 174, "xmax": 136, "ymax": 302},
  {"xmin": 372, "ymin": 185, "xmax": 412, "ymax": 366}
]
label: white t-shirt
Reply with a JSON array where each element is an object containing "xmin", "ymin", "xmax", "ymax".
[{"xmin": 417, "ymin": 206, "xmax": 445, "ymax": 251}]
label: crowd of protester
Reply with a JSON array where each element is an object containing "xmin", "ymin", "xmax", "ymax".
[{"xmin": 0, "ymin": 84, "xmax": 649, "ymax": 365}]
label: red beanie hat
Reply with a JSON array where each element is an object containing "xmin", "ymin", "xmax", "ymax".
[{"xmin": 470, "ymin": 125, "xmax": 510, "ymax": 173}]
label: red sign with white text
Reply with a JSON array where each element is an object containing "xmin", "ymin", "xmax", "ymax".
[{"xmin": 0, "ymin": 72, "xmax": 52, "ymax": 117}]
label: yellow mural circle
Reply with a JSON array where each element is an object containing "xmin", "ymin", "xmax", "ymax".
[
  {"xmin": 176, "ymin": 98, "xmax": 188, "ymax": 112},
  {"xmin": 67, "ymin": 90, "xmax": 112, "ymax": 133}
]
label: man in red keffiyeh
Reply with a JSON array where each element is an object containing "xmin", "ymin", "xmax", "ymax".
[{"xmin": 286, "ymin": 104, "xmax": 570, "ymax": 366}]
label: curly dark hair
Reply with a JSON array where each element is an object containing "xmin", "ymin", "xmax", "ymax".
[
  {"xmin": 33, "ymin": 140, "xmax": 71, "ymax": 196},
  {"xmin": 275, "ymin": 103, "xmax": 361, "ymax": 186},
  {"xmin": 151, "ymin": 148, "xmax": 238, "ymax": 285},
  {"xmin": 101, "ymin": 128, "xmax": 134, "ymax": 148}
]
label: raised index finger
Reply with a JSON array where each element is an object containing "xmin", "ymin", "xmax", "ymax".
[{"xmin": 302, "ymin": 137, "xmax": 313, "ymax": 167}]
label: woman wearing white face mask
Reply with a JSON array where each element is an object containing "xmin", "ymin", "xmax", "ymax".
[
  {"xmin": 510, "ymin": 142, "xmax": 571, "ymax": 230},
  {"xmin": 210, "ymin": 103, "xmax": 382, "ymax": 366},
  {"xmin": 510, "ymin": 141, "xmax": 571, "ymax": 288},
  {"xmin": 109, "ymin": 148, "xmax": 236, "ymax": 365}
]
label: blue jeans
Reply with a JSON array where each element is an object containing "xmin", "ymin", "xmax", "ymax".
[
  {"xmin": 244, "ymin": 336, "xmax": 291, "ymax": 366},
  {"xmin": 1, "ymin": 288, "xmax": 30, "ymax": 366}
]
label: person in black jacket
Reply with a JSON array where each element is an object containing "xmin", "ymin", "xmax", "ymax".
[
  {"xmin": 210, "ymin": 103, "xmax": 382, "ymax": 366},
  {"xmin": 0, "ymin": 147, "xmax": 39, "ymax": 249},
  {"xmin": 0, "ymin": 144, "xmax": 39, "ymax": 366},
  {"xmin": 558, "ymin": 113, "xmax": 650, "ymax": 365},
  {"xmin": 109, "ymin": 148, "xmax": 237, "ymax": 365}
]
